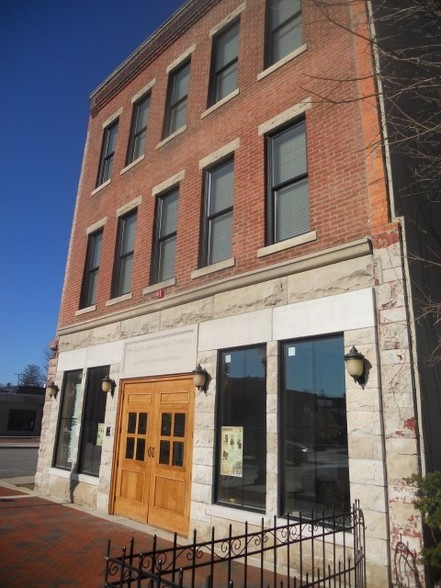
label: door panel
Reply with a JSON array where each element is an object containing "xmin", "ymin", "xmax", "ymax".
[{"xmin": 112, "ymin": 376, "xmax": 194, "ymax": 535}]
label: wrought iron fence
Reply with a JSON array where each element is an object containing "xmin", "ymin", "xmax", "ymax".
[{"xmin": 104, "ymin": 501, "xmax": 365, "ymax": 587}]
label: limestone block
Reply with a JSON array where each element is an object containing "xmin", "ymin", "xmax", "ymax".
[
  {"xmin": 389, "ymin": 483, "xmax": 417, "ymax": 504},
  {"xmin": 191, "ymin": 482, "xmax": 212, "ymax": 504},
  {"xmin": 194, "ymin": 411, "xmax": 215, "ymax": 431},
  {"xmin": 378, "ymin": 306, "xmax": 407, "ymax": 325},
  {"xmin": 161, "ymin": 297, "xmax": 214, "ymax": 329},
  {"xmin": 386, "ymin": 437, "xmax": 418, "ymax": 457},
  {"xmin": 349, "ymin": 458, "xmax": 385, "ymax": 486},
  {"xmin": 386, "ymin": 453, "xmax": 419, "ymax": 483},
  {"xmin": 193, "ymin": 446, "xmax": 213, "ymax": 464},
  {"xmin": 92, "ymin": 322, "xmax": 121, "ymax": 344},
  {"xmin": 376, "ymin": 280, "xmax": 405, "ymax": 310},
  {"xmin": 364, "ymin": 510, "xmax": 389, "ymax": 541},
  {"xmin": 347, "ymin": 411, "xmax": 382, "ymax": 437},
  {"xmin": 350, "ymin": 483, "xmax": 386, "ymax": 512},
  {"xmin": 346, "ymin": 388, "xmax": 381, "ymax": 412},
  {"xmin": 214, "ymin": 278, "xmax": 287, "ymax": 317},
  {"xmin": 364, "ymin": 536, "xmax": 390, "ymax": 567},
  {"xmin": 194, "ymin": 430, "xmax": 214, "ymax": 448},
  {"xmin": 287, "ymin": 257, "xmax": 374, "ymax": 304},
  {"xmin": 378, "ymin": 321, "xmax": 410, "ymax": 350},
  {"xmin": 190, "ymin": 501, "xmax": 211, "ymax": 524},
  {"xmin": 348, "ymin": 435, "xmax": 384, "ymax": 461},
  {"xmin": 120, "ymin": 313, "xmax": 161, "ymax": 338},
  {"xmin": 388, "ymin": 502, "xmax": 422, "ymax": 538},
  {"xmin": 59, "ymin": 330, "xmax": 93, "ymax": 351},
  {"xmin": 193, "ymin": 464, "xmax": 213, "ymax": 484}
]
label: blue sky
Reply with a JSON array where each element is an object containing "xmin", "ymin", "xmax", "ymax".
[{"xmin": 0, "ymin": 0, "xmax": 186, "ymax": 385}]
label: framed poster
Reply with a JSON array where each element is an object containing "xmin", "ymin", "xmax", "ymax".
[{"xmin": 221, "ymin": 426, "xmax": 243, "ymax": 477}]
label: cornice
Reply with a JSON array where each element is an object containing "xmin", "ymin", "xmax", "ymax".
[{"xmin": 90, "ymin": 0, "xmax": 223, "ymax": 117}]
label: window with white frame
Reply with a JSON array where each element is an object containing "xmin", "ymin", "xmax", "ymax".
[
  {"xmin": 96, "ymin": 120, "xmax": 118, "ymax": 186},
  {"xmin": 266, "ymin": 0, "xmax": 302, "ymax": 67},
  {"xmin": 126, "ymin": 94, "xmax": 150, "ymax": 164},
  {"xmin": 163, "ymin": 60, "xmax": 190, "ymax": 138},
  {"xmin": 209, "ymin": 19, "xmax": 240, "ymax": 106},
  {"xmin": 267, "ymin": 118, "xmax": 309, "ymax": 244},
  {"xmin": 80, "ymin": 229, "xmax": 103, "ymax": 308},
  {"xmin": 111, "ymin": 209, "xmax": 137, "ymax": 298},
  {"xmin": 151, "ymin": 187, "xmax": 179, "ymax": 284},
  {"xmin": 201, "ymin": 157, "xmax": 234, "ymax": 266}
]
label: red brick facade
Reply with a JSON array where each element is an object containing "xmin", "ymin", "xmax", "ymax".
[{"xmin": 59, "ymin": 0, "xmax": 388, "ymax": 328}]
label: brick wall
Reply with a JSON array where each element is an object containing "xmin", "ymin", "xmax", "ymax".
[{"xmin": 59, "ymin": 0, "xmax": 388, "ymax": 331}]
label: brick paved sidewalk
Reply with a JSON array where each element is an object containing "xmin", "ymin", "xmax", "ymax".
[{"xmin": 0, "ymin": 482, "xmax": 170, "ymax": 588}]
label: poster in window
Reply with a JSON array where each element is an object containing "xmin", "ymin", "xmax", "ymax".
[
  {"xmin": 67, "ymin": 382, "xmax": 82, "ymax": 463},
  {"xmin": 221, "ymin": 426, "xmax": 243, "ymax": 477},
  {"xmin": 96, "ymin": 423, "xmax": 105, "ymax": 447}
]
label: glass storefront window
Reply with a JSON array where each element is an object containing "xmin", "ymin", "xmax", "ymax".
[
  {"xmin": 78, "ymin": 366, "xmax": 108, "ymax": 476},
  {"xmin": 281, "ymin": 335, "xmax": 349, "ymax": 516},
  {"xmin": 53, "ymin": 370, "xmax": 83, "ymax": 470},
  {"xmin": 216, "ymin": 345, "xmax": 266, "ymax": 512}
]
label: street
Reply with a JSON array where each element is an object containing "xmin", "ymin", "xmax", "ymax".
[{"xmin": 0, "ymin": 447, "xmax": 38, "ymax": 479}]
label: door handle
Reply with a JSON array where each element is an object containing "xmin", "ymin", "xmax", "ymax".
[{"xmin": 147, "ymin": 447, "xmax": 155, "ymax": 458}]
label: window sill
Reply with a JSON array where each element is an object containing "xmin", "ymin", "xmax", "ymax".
[
  {"xmin": 106, "ymin": 292, "xmax": 133, "ymax": 306},
  {"xmin": 257, "ymin": 43, "xmax": 308, "ymax": 81},
  {"xmin": 191, "ymin": 257, "xmax": 235, "ymax": 279},
  {"xmin": 92, "ymin": 179, "xmax": 111, "ymax": 195},
  {"xmin": 49, "ymin": 468, "xmax": 99, "ymax": 485},
  {"xmin": 75, "ymin": 305, "xmax": 96, "ymax": 316},
  {"xmin": 201, "ymin": 88, "xmax": 240, "ymax": 119},
  {"xmin": 206, "ymin": 504, "xmax": 265, "ymax": 525},
  {"xmin": 143, "ymin": 277, "xmax": 176, "ymax": 296},
  {"xmin": 120, "ymin": 155, "xmax": 145, "ymax": 175},
  {"xmin": 156, "ymin": 125, "xmax": 187, "ymax": 150},
  {"xmin": 257, "ymin": 230, "xmax": 317, "ymax": 258}
]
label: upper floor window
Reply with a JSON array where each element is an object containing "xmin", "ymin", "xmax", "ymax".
[
  {"xmin": 111, "ymin": 210, "xmax": 137, "ymax": 298},
  {"xmin": 126, "ymin": 94, "xmax": 150, "ymax": 165},
  {"xmin": 266, "ymin": 0, "xmax": 302, "ymax": 67},
  {"xmin": 96, "ymin": 120, "xmax": 118, "ymax": 186},
  {"xmin": 209, "ymin": 20, "xmax": 240, "ymax": 106},
  {"xmin": 151, "ymin": 187, "xmax": 179, "ymax": 284},
  {"xmin": 80, "ymin": 229, "xmax": 103, "ymax": 309},
  {"xmin": 163, "ymin": 60, "xmax": 190, "ymax": 138},
  {"xmin": 267, "ymin": 119, "xmax": 309, "ymax": 244},
  {"xmin": 202, "ymin": 157, "xmax": 234, "ymax": 266}
]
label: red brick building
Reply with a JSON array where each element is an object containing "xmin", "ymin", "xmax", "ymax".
[{"xmin": 36, "ymin": 1, "xmax": 436, "ymax": 585}]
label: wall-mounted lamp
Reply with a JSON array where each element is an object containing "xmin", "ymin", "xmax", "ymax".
[
  {"xmin": 46, "ymin": 381, "xmax": 59, "ymax": 399},
  {"xmin": 344, "ymin": 346, "xmax": 366, "ymax": 386},
  {"xmin": 192, "ymin": 364, "xmax": 210, "ymax": 395},
  {"xmin": 102, "ymin": 376, "xmax": 116, "ymax": 398}
]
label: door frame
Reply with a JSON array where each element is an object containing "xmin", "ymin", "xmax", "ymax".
[{"xmin": 109, "ymin": 373, "xmax": 195, "ymax": 535}]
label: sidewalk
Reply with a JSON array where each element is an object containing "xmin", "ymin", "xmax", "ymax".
[{"xmin": 0, "ymin": 478, "xmax": 173, "ymax": 588}]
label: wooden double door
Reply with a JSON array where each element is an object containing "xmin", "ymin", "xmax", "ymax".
[{"xmin": 111, "ymin": 375, "xmax": 194, "ymax": 536}]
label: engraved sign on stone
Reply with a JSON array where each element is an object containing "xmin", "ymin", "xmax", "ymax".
[{"xmin": 122, "ymin": 327, "xmax": 197, "ymax": 376}]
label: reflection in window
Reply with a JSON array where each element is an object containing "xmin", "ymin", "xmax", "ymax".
[
  {"xmin": 267, "ymin": 0, "xmax": 302, "ymax": 67},
  {"xmin": 78, "ymin": 366, "xmax": 108, "ymax": 476},
  {"xmin": 216, "ymin": 345, "xmax": 266, "ymax": 512},
  {"xmin": 53, "ymin": 370, "xmax": 83, "ymax": 470},
  {"xmin": 281, "ymin": 335, "xmax": 349, "ymax": 516}
]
